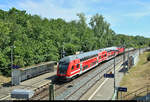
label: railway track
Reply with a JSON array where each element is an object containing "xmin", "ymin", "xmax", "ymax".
[
  {"xmin": 0, "ymin": 48, "xmax": 145, "ymax": 100},
  {"xmin": 64, "ymin": 51, "xmax": 137, "ymax": 100},
  {"xmin": 56, "ymin": 50, "xmax": 136, "ymax": 95},
  {"xmin": 31, "ymin": 49, "xmax": 137, "ymax": 100},
  {"xmin": 64, "ymin": 56, "xmax": 123, "ymax": 100}
]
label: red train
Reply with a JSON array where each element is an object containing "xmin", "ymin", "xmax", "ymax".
[{"xmin": 56, "ymin": 46, "xmax": 125, "ymax": 81}]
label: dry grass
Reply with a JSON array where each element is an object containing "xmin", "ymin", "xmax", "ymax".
[
  {"xmin": 0, "ymin": 75, "xmax": 11, "ymax": 87},
  {"xmin": 119, "ymin": 51, "xmax": 150, "ymax": 99}
]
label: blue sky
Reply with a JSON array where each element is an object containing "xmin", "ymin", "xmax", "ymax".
[{"xmin": 0, "ymin": 0, "xmax": 150, "ymax": 38}]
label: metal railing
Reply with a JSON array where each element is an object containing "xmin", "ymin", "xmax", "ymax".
[{"xmin": 118, "ymin": 85, "xmax": 150, "ymax": 100}]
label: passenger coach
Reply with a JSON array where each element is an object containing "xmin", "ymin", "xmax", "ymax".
[{"xmin": 56, "ymin": 46, "xmax": 124, "ymax": 81}]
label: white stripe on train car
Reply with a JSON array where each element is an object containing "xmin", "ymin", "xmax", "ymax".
[
  {"xmin": 71, "ymin": 69, "xmax": 80, "ymax": 74},
  {"xmin": 67, "ymin": 63, "xmax": 98, "ymax": 78},
  {"xmin": 81, "ymin": 63, "xmax": 98, "ymax": 74},
  {"xmin": 68, "ymin": 49, "xmax": 119, "ymax": 78}
]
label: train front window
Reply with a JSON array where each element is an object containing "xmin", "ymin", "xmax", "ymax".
[{"xmin": 58, "ymin": 62, "xmax": 69, "ymax": 74}]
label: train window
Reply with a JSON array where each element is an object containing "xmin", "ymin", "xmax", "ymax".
[
  {"xmin": 80, "ymin": 54, "xmax": 98, "ymax": 62},
  {"xmin": 92, "ymin": 61, "xmax": 96, "ymax": 65},
  {"xmin": 83, "ymin": 65, "xmax": 88, "ymax": 70},
  {"xmin": 92, "ymin": 62, "xmax": 94, "ymax": 65},
  {"xmin": 58, "ymin": 62, "xmax": 69, "ymax": 74},
  {"xmin": 104, "ymin": 54, "xmax": 106, "ymax": 57},
  {"xmin": 113, "ymin": 53, "xmax": 115, "ymax": 55},
  {"xmin": 90, "ymin": 63, "xmax": 92, "ymax": 67},
  {"xmin": 81, "ymin": 57, "xmax": 86, "ymax": 62},
  {"xmin": 86, "ymin": 65, "xmax": 88, "ymax": 69},
  {"xmin": 92, "ymin": 62, "xmax": 93, "ymax": 65},
  {"xmin": 77, "ymin": 64, "xmax": 79, "ymax": 68},
  {"xmin": 72, "ymin": 66, "xmax": 74, "ymax": 70},
  {"xmin": 83, "ymin": 66, "xmax": 85, "ymax": 69},
  {"xmin": 99, "ymin": 56, "xmax": 101, "ymax": 59}
]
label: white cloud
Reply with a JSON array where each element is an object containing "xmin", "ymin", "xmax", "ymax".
[
  {"xmin": 124, "ymin": 11, "xmax": 150, "ymax": 19},
  {"xmin": 1, "ymin": 0, "xmax": 150, "ymax": 37},
  {"xmin": 123, "ymin": 0, "xmax": 150, "ymax": 19},
  {"xmin": 16, "ymin": 0, "xmax": 114, "ymax": 21},
  {"xmin": 0, "ymin": 0, "xmax": 118, "ymax": 24},
  {"xmin": 17, "ymin": 0, "xmax": 90, "ymax": 21}
]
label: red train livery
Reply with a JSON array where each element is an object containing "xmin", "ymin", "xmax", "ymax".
[{"xmin": 56, "ymin": 46, "xmax": 124, "ymax": 81}]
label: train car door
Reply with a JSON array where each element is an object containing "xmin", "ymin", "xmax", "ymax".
[{"xmin": 79, "ymin": 64, "xmax": 82, "ymax": 74}]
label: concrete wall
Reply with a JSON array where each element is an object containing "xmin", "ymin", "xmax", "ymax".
[{"xmin": 12, "ymin": 61, "xmax": 56, "ymax": 86}]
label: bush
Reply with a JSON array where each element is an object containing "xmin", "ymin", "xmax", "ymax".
[{"xmin": 147, "ymin": 54, "xmax": 150, "ymax": 61}]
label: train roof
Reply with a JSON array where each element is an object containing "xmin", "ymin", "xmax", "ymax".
[
  {"xmin": 59, "ymin": 49, "xmax": 100, "ymax": 63},
  {"xmin": 59, "ymin": 46, "xmax": 118, "ymax": 63},
  {"xmin": 103, "ymin": 46, "xmax": 118, "ymax": 51}
]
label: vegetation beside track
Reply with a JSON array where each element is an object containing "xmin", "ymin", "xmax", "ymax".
[
  {"xmin": 119, "ymin": 51, "xmax": 150, "ymax": 99},
  {"xmin": 0, "ymin": 75, "xmax": 11, "ymax": 87},
  {"xmin": 0, "ymin": 8, "xmax": 150, "ymax": 77},
  {"xmin": 147, "ymin": 53, "xmax": 150, "ymax": 61}
]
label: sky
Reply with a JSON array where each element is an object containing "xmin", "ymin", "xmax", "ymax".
[{"xmin": 0, "ymin": 0, "xmax": 150, "ymax": 38}]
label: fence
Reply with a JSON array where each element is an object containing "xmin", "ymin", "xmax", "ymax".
[{"xmin": 118, "ymin": 85, "xmax": 150, "ymax": 101}]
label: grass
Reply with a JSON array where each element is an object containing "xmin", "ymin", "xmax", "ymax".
[{"xmin": 119, "ymin": 51, "xmax": 150, "ymax": 100}]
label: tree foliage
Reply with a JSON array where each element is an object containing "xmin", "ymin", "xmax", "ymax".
[{"xmin": 0, "ymin": 8, "xmax": 150, "ymax": 76}]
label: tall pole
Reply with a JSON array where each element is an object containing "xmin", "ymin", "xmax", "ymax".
[
  {"xmin": 139, "ymin": 47, "xmax": 140, "ymax": 55},
  {"xmin": 11, "ymin": 46, "xmax": 14, "ymax": 85},
  {"xmin": 114, "ymin": 54, "xmax": 116, "ymax": 93},
  {"xmin": 123, "ymin": 46, "xmax": 126, "ymax": 75},
  {"xmin": 11, "ymin": 46, "xmax": 16, "ymax": 85},
  {"xmin": 62, "ymin": 42, "xmax": 65, "ymax": 58},
  {"xmin": 128, "ymin": 47, "xmax": 129, "ymax": 71},
  {"xmin": 123, "ymin": 44, "xmax": 125, "ymax": 63},
  {"xmin": 11, "ymin": 46, "xmax": 13, "ymax": 69},
  {"xmin": 61, "ymin": 42, "xmax": 65, "ymax": 59},
  {"xmin": 49, "ymin": 84, "xmax": 55, "ymax": 100}
]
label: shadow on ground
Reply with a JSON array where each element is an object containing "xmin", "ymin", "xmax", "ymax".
[
  {"xmin": 118, "ymin": 67, "xmax": 128, "ymax": 73},
  {"xmin": 118, "ymin": 61, "xmax": 129, "ymax": 73},
  {"xmin": 122, "ymin": 60, "xmax": 128, "ymax": 66},
  {"xmin": 45, "ymin": 75, "xmax": 67, "ymax": 85},
  {"xmin": 2, "ymin": 81, "xmax": 12, "ymax": 87}
]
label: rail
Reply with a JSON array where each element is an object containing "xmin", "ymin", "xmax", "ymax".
[
  {"xmin": 30, "ymin": 48, "xmax": 136, "ymax": 100},
  {"xmin": 29, "ymin": 82, "xmax": 50, "ymax": 100},
  {"xmin": 30, "ymin": 54, "xmax": 123, "ymax": 100},
  {"xmin": 64, "ymin": 57, "xmax": 123, "ymax": 100},
  {"xmin": 64, "ymin": 49, "xmax": 136, "ymax": 100}
]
